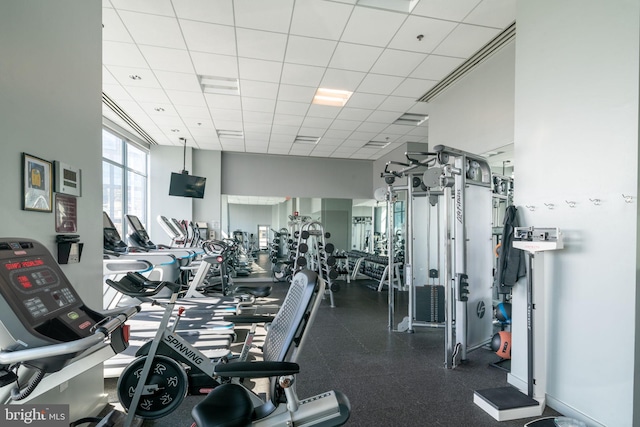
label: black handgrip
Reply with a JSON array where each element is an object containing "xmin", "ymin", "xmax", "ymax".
[{"xmin": 214, "ymin": 361, "xmax": 299, "ymax": 378}]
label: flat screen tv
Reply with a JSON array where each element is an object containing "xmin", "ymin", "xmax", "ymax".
[{"xmin": 169, "ymin": 172, "xmax": 206, "ymax": 199}]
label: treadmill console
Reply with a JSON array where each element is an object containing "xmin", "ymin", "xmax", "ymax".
[{"xmin": 126, "ymin": 215, "xmax": 156, "ymax": 250}]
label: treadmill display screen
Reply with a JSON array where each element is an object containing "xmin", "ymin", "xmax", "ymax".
[{"xmin": 5, "ymin": 259, "xmax": 45, "ymax": 270}]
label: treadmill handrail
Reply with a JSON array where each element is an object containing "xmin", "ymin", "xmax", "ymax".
[{"xmin": 0, "ymin": 305, "xmax": 139, "ymax": 365}]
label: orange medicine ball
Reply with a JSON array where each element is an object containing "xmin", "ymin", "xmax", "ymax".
[{"xmin": 490, "ymin": 331, "xmax": 512, "ymax": 359}]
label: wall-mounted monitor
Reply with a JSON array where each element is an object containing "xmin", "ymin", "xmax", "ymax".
[{"xmin": 169, "ymin": 172, "xmax": 206, "ymax": 199}]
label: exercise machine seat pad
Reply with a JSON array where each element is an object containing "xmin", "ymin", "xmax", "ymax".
[
  {"xmin": 191, "ymin": 383, "xmax": 253, "ymax": 427},
  {"xmin": 235, "ymin": 285, "xmax": 271, "ymax": 298}
]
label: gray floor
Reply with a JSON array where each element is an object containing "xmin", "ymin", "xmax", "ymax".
[{"xmin": 102, "ymin": 255, "xmax": 561, "ymax": 427}]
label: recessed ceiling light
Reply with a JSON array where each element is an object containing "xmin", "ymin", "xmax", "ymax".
[
  {"xmin": 154, "ymin": 107, "xmax": 165, "ymax": 112},
  {"xmin": 312, "ymin": 88, "xmax": 352, "ymax": 107},
  {"xmin": 217, "ymin": 130, "xmax": 244, "ymax": 138},
  {"xmin": 171, "ymin": 129, "xmax": 180, "ymax": 133},
  {"xmin": 393, "ymin": 113, "xmax": 428, "ymax": 126},
  {"xmin": 294, "ymin": 135, "xmax": 321, "ymax": 144},
  {"xmin": 129, "ymin": 74, "xmax": 142, "ymax": 80},
  {"xmin": 364, "ymin": 140, "xmax": 390, "ymax": 148}
]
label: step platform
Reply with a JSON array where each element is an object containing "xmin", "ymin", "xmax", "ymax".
[{"xmin": 474, "ymin": 386, "xmax": 543, "ymax": 421}]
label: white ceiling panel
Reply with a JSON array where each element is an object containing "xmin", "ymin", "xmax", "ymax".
[
  {"xmin": 109, "ymin": 0, "xmax": 174, "ymax": 16},
  {"xmin": 366, "ymin": 110, "xmax": 402, "ymax": 124},
  {"xmin": 139, "ymin": 46, "xmax": 195, "ymax": 73},
  {"xmin": 103, "ymin": 67, "xmax": 119, "ymax": 85},
  {"xmin": 281, "ymin": 63, "xmax": 325, "ymax": 87},
  {"xmin": 242, "ymin": 97, "xmax": 276, "ymax": 113},
  {"xmin": 345, "ymin": 131, "xmax": 376, "ymax": 142},
  {"xmin": 337, "ymin": 107, "xmax": 373, "ymax": 121},
  {"xmin": 234, "ymin": 0, "xmax": 294, "ymax": 33},
  {"xmin": 213, "ymin": 120, "xmax": 243, "ymax": 130},
  {"xmin": 274, "ymin": 101, "xmax": 309, "ymax": 116},
  {"xmin": 166, "ymin": 89, "xmax": 206, "ymax": 107},
  {"xmin": 317, "ymin": 137, "xmax": 346, "ymax": 146},
  {"xmin": 407, "ymin": 102, "xmax": 430, "ymax": 114},
  {"xmin": 206, "ymin": 94, "xmax": 242, "ymax": 110},
  {"xmin": 302, "ymin": 117, "xmax": 334, "ymax": 129},
  {"xmin": 272, "ymin": 114, "xmax": 305, "ymax": 126},
  {"xmin": 387, "ymin": 15, "xmax": 457, "ymax": 54},
  {"xmin": 377, "ymin": 96, "xmax": 419, "ymax": 113},
  {"xmin": 236, "ymin": 28, "xmax": 288, "ymax": 62},
  {"xmin": 271, "ymin": 125, "xmax": 300, "ymax": 135},
  {"xmin": 118, "ymin": 11, "xmax": 185, "ymax": 49},
  {"xmin": 192, "ymin": 52, "xmax": 238, "ymax": 78},
  {"xmin": 323, "ymin": 129, "xmax": 353, "ymax": 139},
  {"xmin": 103, "ymin": 41, "xmax": 147, "ymax": 67},
  {"xmin": 410, "ymin": 54, "xmax": 465, "ymax": 80},
  {"xmin": 357, "ymin": 122, "xmax": 387, "ymax": 133},
  {"xmin": 124, "ymin": 86, "xmax": 170, "ymax": 104},
  {"xmin": 320, "ymin": 68, "xmax": 366, "ymax": 92},
  {"xmin": 464, "ymin": 0, "xmax": 516, "ymax": 28},
  {"xmin": 341, "ymin": 7, "xmax": 407, "ymax": 47},
  {"xmin": 103, "ymin": 83, "xmax": 134, "ymax": 102},
  {"xmin": 269, "ymin": 136, "xmax": 295, "ymax": 144},
  {"xmin": 345, "ymin": 93, "xmax": 386, "ymax": 109},
  {"xmin": 306, "ymin": 104, "xmax": 341, "ymax": 119},
  {"xmin": 239, "ymin": 58, "xmax": 282, "ymax": 83},
  {"xmin": 329, "ymin": 42, "xmax": 383, "ymax": 73},
  {"xmin": 154, "ymin": 70, "xmax": 201, "ymax": 92},
  {"xmin": 285, "ymin": 36, "xmax": 337, "ymax": 67},
  {"xmin": 393, "ymin": 78, "xmax": 437, "ymax": 98},
  {"xmin": 412, "ymin": 0, "xmax": 482, "ymax": 22},
  {"xmin": 433, "ymin": 24, "xmax": 501, "ymax": 58},
  {"xmin": 371, "ymin": 49, "xmax": 426, "ymax": 76},
  {"xmin": 357, "ymin": 74, "xmax": 404, "ymax": 95},
  {"xmin": 180, "ymin": 20, "xmax": 236, "ymax": 56},
  {"xmin": 173, "ymin": 0, "xmax": 234, "ymax": 25},
  {"xmin": 210, "ymin": 108, "xmax": 243, "ymax": 122},
  {"xmin": 102, "ymin": 8, "xmax": 133, "ymax": 43},
  {"xmin": 244, "ymin": 124, "xmax": 272, "ymax": 134},
  {"xmin": 240, "ymin": 80, "xmax": 279, "ymax": 99},
  {"xmin": 277, "ymin": 84, "xmax": 316, "ymax": 103},
  {"xmin": 243, "ymin": 111, "xmax": 274, "ymax": 124},
  {"xmin": 176, "ymin": 105, "xmax": 214, "ymax": 119},
  {"xmin": 188, "ymin": 128, "xmax": 219, "ymax": 138},
  {"xmin": 290, "ymin": 0, "xmax": 353, "ymax": 40},
  {"xmin": 326, "ymin": 118, "xmax": 358, "ymax": 132}
]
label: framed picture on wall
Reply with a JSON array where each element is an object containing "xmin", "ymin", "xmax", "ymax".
[{"xmin": 23, "ymin": 153, "xmax": 53, "ymax": 212}]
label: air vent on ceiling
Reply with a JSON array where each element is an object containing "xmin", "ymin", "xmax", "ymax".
[
  {"xmin": 102, "ymin": 92, "xmax": 158, "ymax": 145},
  {"xmin": 393, "ymin": 113, "xmax": 428, "ymax": 126},
  {"xmin": 217, "ymin": 130, "xmax": 244, "ymax": 139},
  {"xmin": 418, "ymin": 22, "xmax": 516, "ymax": 103},
  {"xmin": 294, "ymin": 135, "xmax": 321, "ymax": 144},
  {"xmin": 364, "ymin": 140, "xmax": 390, "ymax": 148},
  {"xmin": 199, "ymin": 75, "xmax": 239, "ymax": 95}
]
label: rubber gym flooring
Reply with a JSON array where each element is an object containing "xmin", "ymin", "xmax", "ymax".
[{"xmin": 102, "ymin": 254, "xmax": 562, "ymax": 427}]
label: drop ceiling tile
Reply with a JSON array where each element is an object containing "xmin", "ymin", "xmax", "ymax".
[
  {"xmin": 411, "ymin": 0, "xmax": 481, "ymax": 22},
  {"xmin": 109, "ymin": 0, "xmax": 175, "ymax": 15},
  {"xmin": 103, "ymin": 67, "xmax": 119, "ymax": 85},
  {"xmin": 357, "ymin": 74, "xmax": 404, "ymax": 95},
  {"xmin": 377, "ymin": 96, "xmax": 418, "ymax": 113},
  {"xmin": 464, "ymin": 0, "xmax": 515, "ymax": 28},
  {"xmin": 336, "ymin": 107, "xmax": 373, "ymax": 121},
  {"xmin": 277, "ymin": 84, "xmax": 316, "ymax": 103},
  {"xmin": 357, "ymin": 122, "xmax": 387, "ymax": 133},
  {"xmin": 317, "ymin": 137, "xmax": 345, "ymax": 146},
  {"xmin": 239, "ymin": 58, "xmax": 282, "ymax": 83},
  {"xmin": 307, "ymin": 104, "xmax": 341, "ymax": 119},
  {"xmin": 371, "ymin": 49, "xmax": 426, "ymax": 76},
  {"xmin": 166, "ymin": 89, "xmax": 206, "ymax": 107},
  {"xmin": 296, "ymin": 126, "xmax": 324, "ymax": 136},
  {"xmin": 320, "ymin": 68, "xmax": 365, "ymax": 92},
  {"xmin": 302, "ymin": 117, "xmax": 334, "ymax": 129},
  {"xmin": 118, "ymin": 11, "xmax": 186, "ymax": 49},
  {"xmin": 433, "ymin": 24, "xmax": 500, "ymax": 58},
  {"xmin": 341, "ymin": 7, "xmax": 406, "ymax": 47},
  {"xmin": 189, "ymin": 128, "xmax": 219, "ymax": 138},
  {"xmin": 243, "ymin": 123, "xmax": 272, "ymax": 132},
  {"xmin": 244, "ymin": 130, "xmax": 271, "ymax": 141},
  {"xmin": 281, "ymin": 63, "xmax": 325, "ymax": 87},
  {"xmin": 180, "ymin": 20, "xmax": 236, "ymax": 56},
  {"xmin": 289, "ymin": 146, "xmax": 314, "ymax": 155},
  {"xmin": 236, "ymin": 28, "xmax": 288, "ymax": 62},
  {"xmin": 268, "ymin": 147, "xmax": 291, "ymax": 154},
  {"xmin": 173, "ymin": 0, "xmax": 234, "ymax": 25},
  {"xmin": 192, "ymin": 52, "xmax": 238, "ymax": 78},
  {"xmin": 285, "ymin": 36, "xmax": 337, "ymax": 67},
  {"xmin": 138, "ymin": 46, "xmax": 194, "ymax": 73},
  {"xmin": 388, "ymin": 15, "xmax": 457, "ymax": 54},
  {"xmin": 407, "ymin": 102, "xmax": 430, "ymax": 115},
  {"xmin": 329, "ymin": 42, "xmax": 383, "ymax": 73},
  {"xmin": 154, "ymin": 70, "xmax": 201, "ymax": 92},
  {"xmin": 102, "ymin": 8, "xmax": 133, "ymax": 43},
  {"xmin": 323, "ymin": 129, "xmax": 353, "ymax": 139},
  {"xmin": 243, "ymin": 111, "xmax": 273, "ymax": 123},
  {"xmin": 273, "ymin": 114, "xmax": 305, "ymax": 126},
  {"xmin": 206, "ymin": 94, "xmax": 242, "ymax": 110},
  {"xmin": 330, "ymin": 120, "xmax": 360, "ymax": 131},
  {"xmin": 275, "ymin": 101, "xmax": 309, "ymax": 116},
  {"xmin": 269, "ymin": 135, "xmax": 295, "ymax": 144},
  {"xmin": 247, "ymin": 145, "xmax": 269, "ymax": 153},
  {"xmin": 212, "ymin": 119, "xmax": 243, "ymax": 130},
  {"xmin": 290, "ymin": 0, "xmax": 352, "ymax": 40},
  {"xmin": 271, "ymin": 124, "xmax": 299, "ymax": 135},
  {"xmin": 410, "ymin": 55, "xmax": 464, "ymax": 80},
  {"xmin": 234, "ymin": 0, "xmax": 294, "ymax": 33},
  {"xmin": 384, "ymin": 124, "xmax": 420, "ymax": 135},
  {"xmin": 366, "ymin": 110, "xmax": 402, "ymax": 124},
  {"xmin": 198, "ymin": 142, "xmax": 224, "ymax": 151},
  {"xmin": 106, "ymin": 65, "xmax": 159, "ymax": 88},
  {"xmin": 393, "ymin": 78, "xmax": 437, "ymax": 98},
  {"xmin": 240, "ymin": 80, "xmax": 279, "ymax": 99},
  {"xmin": 242, "ymin": 97, "xmax": 276, "ymax": 113},
  {"xmin": 209, "ymin": 108, "xmax": 242, "ymax": 122},
  {"xmin": 103, "ymin": 41, "xmax": 147, "ymax": 67},
  {"xmin": 345, "ymin": 92, "xmax": 386, "ymax": 109},
  {"xmin": 125, "ymin": 86, "xmax": 170, "ymax": 104}
]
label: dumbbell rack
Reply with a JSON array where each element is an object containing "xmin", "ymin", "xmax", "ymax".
[{"xmin": 292, "ymin": 221, "xmax": 339, "ymax": 308}]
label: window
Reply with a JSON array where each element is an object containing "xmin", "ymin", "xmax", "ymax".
[{"xmin": 102, "ymin": 129, "xmax": 149, "ymax": 239}]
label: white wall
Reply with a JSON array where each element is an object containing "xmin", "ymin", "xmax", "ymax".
[
  {"xmin": 228, "ymin": 204, "xmax": 272, "ymax": 238},
  {"xmin": 0, "ymin": 0, "xmax": 105, "ymax": 420},
  {"xmin": 513, "ymin": 2, "xmax": 639, "ymax": 426},
  {"xmin": 193, "ymin": 149, "xmax": 222, "ymax": 235},
  {"xmin": 221, "ymin": 152, "xmax": 372, "ymax": 199}
]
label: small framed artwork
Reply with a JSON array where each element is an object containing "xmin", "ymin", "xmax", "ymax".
[{"xmin": 23, "ymin": 153, "xmax": 53, "ymax": 212}]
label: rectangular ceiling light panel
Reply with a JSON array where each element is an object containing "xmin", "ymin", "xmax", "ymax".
[
  {"xmin": 393, "ymin": 113, "xmax": 428, "ymax": 126},
  {"xmin": 312, "ymin": 88, "xmax": 353, "ymax": 107},
  {"xmin": 199, "ymin": 75, "xmax": 239, "ymax": 95},
  {"xmin": 294, "ymin": 135, "xmax": 321, "ymax": 144},
  {"xmin": 217, "ymin": 129, "xmax": 244, "ymax": 138}
]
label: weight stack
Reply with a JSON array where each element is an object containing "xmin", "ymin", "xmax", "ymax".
[{"xmin": 415, "ymin": 285, "xmax": 445, "ymax": 323}]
